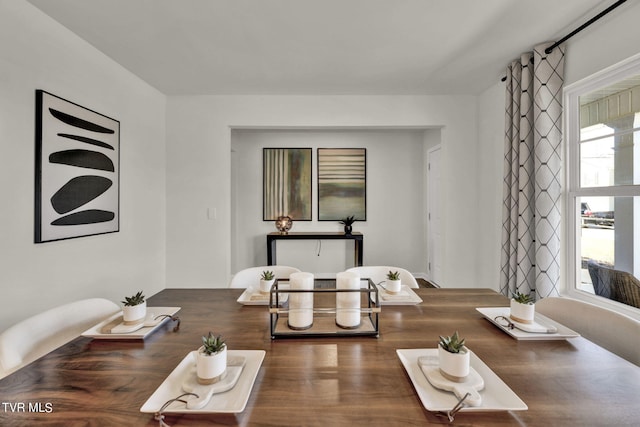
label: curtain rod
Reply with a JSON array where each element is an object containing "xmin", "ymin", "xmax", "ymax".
[{"xmin": 501, "ymin": 0, "xmax": 627, "ymax": 82}]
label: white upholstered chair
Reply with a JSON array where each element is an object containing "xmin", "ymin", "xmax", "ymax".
[
  {"xmin": 346, "ymin": 266, "xmax": 419, "ymax": 289},
  {"xmin": 0, "ymin": 298, "xmax": 120, "ymax": 379},
  {"xmin": 536, "ymin": 296, "xmax": 640, "ymax": 366},
  {"xmin": 229, "ymin": 265, "xmax": 301, "ymax": 289}
]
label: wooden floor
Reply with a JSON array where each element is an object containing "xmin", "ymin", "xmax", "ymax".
[{"xmin": 416, "ymin": 278, "xmax": 438, "ymax": 288}]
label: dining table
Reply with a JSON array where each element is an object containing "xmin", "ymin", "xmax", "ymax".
[{"xmin": 1, "ymin": 286, "xmax": 639, "ymax": 426}]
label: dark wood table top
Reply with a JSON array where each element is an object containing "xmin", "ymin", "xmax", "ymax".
[{"xmin": 1, "ymin": 287, "xmax": 639, "ymax": 426}]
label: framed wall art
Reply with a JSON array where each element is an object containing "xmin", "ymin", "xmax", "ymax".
[
  {"xmin": 35, "ymin": 90, "xmax": 120, "ymax": 243},
  {"xmin": 317, "ymin": 148, "xmax": 366, "ymax": 221},
  {"xmin": 263, "ymin": 148, "xmax": 312, "ymax": 221}
]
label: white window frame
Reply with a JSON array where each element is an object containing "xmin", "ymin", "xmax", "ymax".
[{"xmin": 564, "ymin": 52, "xmax": 640, "ymax": 321}]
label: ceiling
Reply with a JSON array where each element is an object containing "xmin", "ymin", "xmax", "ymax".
[{"xmin": 27, "ymin": 0, "xmax": 616, "ymax": 96}]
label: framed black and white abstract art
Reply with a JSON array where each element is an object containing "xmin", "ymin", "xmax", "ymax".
[{"xmin": 35, "ymin": 90, "xmax": 120, "ymax": 243}]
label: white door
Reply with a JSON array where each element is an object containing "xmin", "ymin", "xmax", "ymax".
[{"xmin": 427, "ymin": 145, "xmax": 443, "ymax": 285}]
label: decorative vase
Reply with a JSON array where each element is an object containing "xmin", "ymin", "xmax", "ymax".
[
  {"xmin": 275, "ymin": 216, "xmax": 293, "ymax": 234},
  {"xmin": 122, "ymin": 301, "xmax": 146, "ymax": 324},
  {"xmin": 196, "ymin": 345, "xmax": 227, "ymax": 385},
  {"xmin": 510, "ymin": 299, "xmax": 535, "ymax": 324},
  {"xmin": 344, "ymin": 225, "xmax": 352, "ymax": 235},
  {"xmin": 260, "ymin": 278, "xmax": 276, "ymax": 294},
  {"xmin": 385, "ymin": 279, "xmax": 401, "ymax": 293},
  {"xmin": 438, "ymin": 344, "xmax": 470, "ymax": 382}
]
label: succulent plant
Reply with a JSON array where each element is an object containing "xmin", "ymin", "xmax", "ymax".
[
  {"xmin": 512, "ymin": 290, "xmax": 534, "ymax": 305},
  {"xmin": 439, "ymin": 331, "xmax": 466, "ymax": 354},
  {"xmin": 201, "ymin": 331, "xmax": 226, "ymax": 355},
  {"xmin": 387, "ymin": 271, "xmax": 400, "ymax": 281},
  {"xmin": 121, "ymin": 291, "xmax": 145, "ymax": 307},
  {"xmin": 261, "ymin": 270, "xmax": 275, "ymax": 281},
  {"xmin": 339, "ymin": 215, "xmax": 356, "ymax": 226}
]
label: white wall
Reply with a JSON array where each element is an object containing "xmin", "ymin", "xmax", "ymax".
[
  {"xmin": 475, "ymin": 0, "xmax": 640, "ymax": 294},
  {"xmin": 564, "ymin": 0, "xmax": 640, "ymax": 87},
  {"xmin": 0, "ymin": 1, "xmax": 167, "ymax": 331},
  {"xmin": 166, "ymin": 96, "xmax": 479, "ymax": 289},
  {"xmin": 476, "ymin": 82, "xmax": 505, "ymax": 292},
  {"xmin": 230, "ymin": 128, "xmax": 427, "ymax": 276}
]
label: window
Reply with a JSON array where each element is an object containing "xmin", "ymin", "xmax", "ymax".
[{"xmin": 565, "ymin": 54, "xmax": 640, "ymax": 318}]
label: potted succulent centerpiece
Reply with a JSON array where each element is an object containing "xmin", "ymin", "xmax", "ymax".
[
  {"xmin": 385, "ymin": 270, "xmax": 402, "ymax": 293},
  {"xmin": 197, "ymin": 331, "xmax": 227, "ymax": 385},
  {"xmin": 438, "ymin": 331, "xmax": 470, "ymax": 382},
  {"xmin": 510, "ymin": 290, "xmax": 535, "ymax": 324},
  {"xmin": 260, "ymin": 270, "xmax": 275, "ymax": 294},
  {"xmin": 121, "ymin": 291, "xmax": 146, "ymax": 324},
  {"xmin": 339, "ymin": 215, "xmax": 356, "ymax": 235}
]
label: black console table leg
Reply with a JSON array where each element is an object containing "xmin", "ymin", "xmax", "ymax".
[{"xmin": 267, "ymin": 237, "xmax": 276, "ymax": 265}]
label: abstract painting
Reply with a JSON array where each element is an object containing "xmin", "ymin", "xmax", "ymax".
[
  {"xmin": 263, "ymin": 148, "xmax": 312, "ymax": 221},
  {"xmin": 35, "ymin": 90, "xmax": 120, "ymax": 243},
  {"xmin": 318, "ymin": 148, "xmax": 366, "ymax": 221}
]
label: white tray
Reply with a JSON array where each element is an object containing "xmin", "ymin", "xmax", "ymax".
[
  {"xmin": 140, "ymin": 350, "xmax": 265, "ymax": 414},
  {"xmin": 237, "ymin": 284, "xmax": 289, "ymax": 305},
  {"xmin": 373, "ymin": 285, "xmax": 422, "ymax": 305},
  {"xmin": 397, "ymin": 348, "xmax": 527, "ymax": 413},
  {"xmin": 81, "ymin": 307, "xmax": 181, "ymax": 339},
  {"xmin": 476, "ymin": 307, "xmax": 580, "ymax": 340}
]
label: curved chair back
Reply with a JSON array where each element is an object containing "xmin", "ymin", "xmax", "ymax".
[
  {"xmin": 536, "ymin": 297, "xmax": 640, "ymax": 366},
  {"xmin": 0, "ymin": 298, "xmax": 120, "ymax": 379},
  {"xmin": 229, "ymin": 265, "xmax": 301, "ymax": 289},
  {"xmin": 346, "ymin": 266, "xmax": 419, "ymax": 288}
]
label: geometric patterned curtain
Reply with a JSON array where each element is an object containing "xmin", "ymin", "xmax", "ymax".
[{"xmin": 500, "ymin": 42, "xmax": 564, "ymax": 300}]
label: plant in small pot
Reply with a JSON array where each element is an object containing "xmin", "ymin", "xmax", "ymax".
[
  {"xmin": 510, "ymin": 290, "xmax": 535, "ymax": 324},
  {"xmin": 260, "ymin": 270, "xmax": 275, "ymax": 294},
  {"xmin": 438, "ymin": 331, "xmax": 470, "ymax": 382},
  {"xmin": 121, "ymin": 291, "xmax": 146, "ymax": 325},
  {"xmin": 197, "ymin": 332, "xmax": 227, "ymax": 385},
  {"xmin": 339, "ymin": 215, "xmax": 356, "ymax": 235},
  {"xmin": 385, "ymin": 270, "xmax": 402, "ymax": 293}
]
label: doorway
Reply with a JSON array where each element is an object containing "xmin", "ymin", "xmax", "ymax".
[{"xmin": 427, "ymin": 145, "xmax": 443, "ymax": 285}]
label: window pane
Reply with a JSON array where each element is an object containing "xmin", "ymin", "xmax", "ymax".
[
  {"xmin": 579, "ymin": 120, "xmax": 639, "ymax": 187},
  {"xmin": 579, "ymin": 82, "xmax": 640, "ymax": 132},
  {"xmin": 579, "ymin": 80, "xmax": 640, "ymax": 188},
  {"xmin": 579, "ymin": 196, "xmax": 640, "ymax": 309},
  {"xmin": 580, "ymin": 125, "xmax": 614, "ymax": 187}
]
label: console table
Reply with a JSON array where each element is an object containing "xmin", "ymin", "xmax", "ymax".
[{"xmin": 267, "ymin": 232, "xmax": 363, "ymax": 266}]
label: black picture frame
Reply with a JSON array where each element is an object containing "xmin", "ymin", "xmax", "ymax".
[
  {"xmin": 317, "ymin": 148, "xmax": 366, "ymax": 221},
  {"xmin": 35, "ymin": 90, "xmax": 120, "ymax": 243},
  {"xmin": 263, "ymin": 147, "xmax": 312, "ymax": 221}
]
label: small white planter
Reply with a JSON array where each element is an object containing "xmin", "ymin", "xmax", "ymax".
[
  {"xmin": 196, "ymin": 345, "xmax": 227, "ymax": 385},
  {"xmin": 259, "ymin": 278, "xmax": 275, "ymax": 294},
  {"xmin": 122, "ymin": 301, "xmax": 146, "ymax": 324},
  {"xmin": 385, "ymin": 279, "xmax": 401, "ymax": 293},
  {"xmin": 510, "ymin": 299, "xmax": 535, "ymax": 324},
  {"xmin": 438, "ymin": 344, "xmax": 470, "ymax": 382}
]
